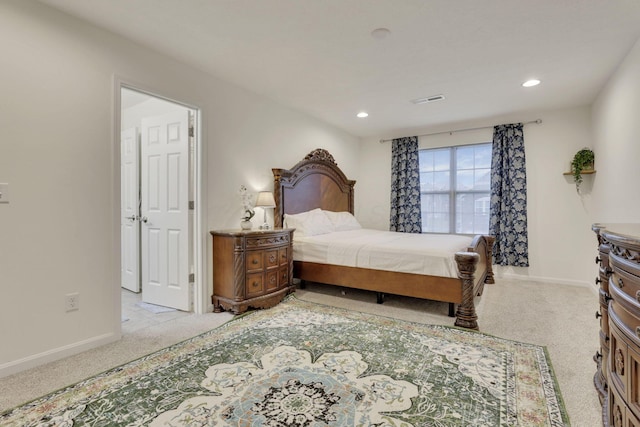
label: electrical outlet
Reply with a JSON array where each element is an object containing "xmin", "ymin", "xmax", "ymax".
[{"xmin": 65, "ymin": 293, "xmax": 79, "ymax": 312}]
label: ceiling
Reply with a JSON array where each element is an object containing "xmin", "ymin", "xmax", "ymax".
[{"xmin": 38, "ymin": 0, "xmax": 640, "ymax": 138}]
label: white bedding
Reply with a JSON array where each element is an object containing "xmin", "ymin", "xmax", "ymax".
[{"xmin": 293, "ymin": 229, "xmax": 474, "ymax": 278}]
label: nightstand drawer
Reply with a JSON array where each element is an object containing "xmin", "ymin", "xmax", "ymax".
[
  {"xmin": 246, "ymin": 233, "xmax": 290, "ymax": 249},
  {"xmin": 246, "ymin": 273, "xmax": 264, "ymax": 296},
  {"xmin": 279, "ymin": 266, "xmax": 289, "ymax": 286},
  {"xmin": 246, "ymin": 252, "xmax": 263, "ymax": 271},
  {"xmin": 279, "ymin": 248, "xmax": 289, "ymax": 266},
  {"xmin": 265, "ymin": 269, "xmax": 279, "ymax": 291},
  {"xmin": 265, "ymin": 249, "xmax": 279, "ymax": 268}
]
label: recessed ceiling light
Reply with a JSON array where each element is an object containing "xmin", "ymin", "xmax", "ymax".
[
  {"xmin": 522, "ymin": 79, "xmax": 541, "ymax": 87},
  {"xmin": 357, "ymin": 112, "xmax": 369, "ymax": 118}
]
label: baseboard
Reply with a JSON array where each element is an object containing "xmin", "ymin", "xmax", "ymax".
[
  {"xmin": 0, "ymin": 332, "xmax": 119, "ymax": 379},
  {"xmin": 497, "ymin": 272, "xmax": 594, "ymax": 289}
]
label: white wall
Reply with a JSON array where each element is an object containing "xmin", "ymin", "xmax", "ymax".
[
  {"xmin": 591, "ymin": 37, "xmax": 640, "ymax": 222},
  {"xmin": 358, "ymin": 106, "xmax": 596, "ymax": 286},
  {"xmin": 0, "ymin": 1, "xmax": 359, "ymax": 376}
]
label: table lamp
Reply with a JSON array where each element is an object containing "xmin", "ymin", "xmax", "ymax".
[{"xmin": 255, "ymin": 191, "xmax": 276, "ymax": 230}]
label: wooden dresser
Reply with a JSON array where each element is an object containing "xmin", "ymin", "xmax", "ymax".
[
  {"xmin": 210, "ymin": 228, "xmax": 295, "ymax": 314},
  {"xmin": 594, "ymin": 224, "xmax": 640, "ymax": 427}
]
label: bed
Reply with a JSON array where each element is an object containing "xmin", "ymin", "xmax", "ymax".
[{"xmin": 272, "ymin": 148, "xmax": 495, "ymax": 330}]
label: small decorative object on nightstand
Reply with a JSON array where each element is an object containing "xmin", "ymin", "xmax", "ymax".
[
  {"xmin": 255, "ymin": 191, "xmax": 276, "ymax": 230},
  {"xmin": 238, "ymin": 185, "xmax": 255, "ymax": 230},
  {"xmin": 210, "ymin": 228, "xmax": 295, "ymax": 314}
]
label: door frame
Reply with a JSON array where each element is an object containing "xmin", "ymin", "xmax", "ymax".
[{"xmin": 113, "ymin": 76, "xmax": 209, "ymax": 328}]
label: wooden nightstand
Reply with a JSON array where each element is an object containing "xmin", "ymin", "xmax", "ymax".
[{"xmin": 210, "ymin": 228, "xmax": 295, "ymax": 314}]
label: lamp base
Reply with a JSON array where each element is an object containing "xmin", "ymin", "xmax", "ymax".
[{"xmin": 259, "ymin": 211, "xmax": 270, "ymax": 230}]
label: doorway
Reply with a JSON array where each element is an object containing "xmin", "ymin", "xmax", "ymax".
[{"xmin": 119, "ymin": 86, "xmax": 199, "ymax": 317}]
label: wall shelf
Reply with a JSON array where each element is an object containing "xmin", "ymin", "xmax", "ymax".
[{"xmin": 563, "ymin": 170, "xmax": 596, "ymax": 176}]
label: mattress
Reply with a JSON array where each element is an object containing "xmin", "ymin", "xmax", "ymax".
[{"xmin": 293, "ymin": 229, "xmax": 474, "ymax": 278}]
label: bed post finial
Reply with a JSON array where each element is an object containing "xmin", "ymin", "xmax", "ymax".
[{"xmin": 304, "ymin": 148, "xmax": 337, "ymax": 165}]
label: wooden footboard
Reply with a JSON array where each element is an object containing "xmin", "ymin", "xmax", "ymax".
[{"xmin": 294, "ymin": 234, "xmax": 494, "ymax": 331}]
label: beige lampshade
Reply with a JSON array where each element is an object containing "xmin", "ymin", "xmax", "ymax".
[{"xmin": 254, "ymin": 191, "xmax": 276, "ymax": 208}]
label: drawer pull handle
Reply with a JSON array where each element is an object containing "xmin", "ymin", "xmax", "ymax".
[
  {"xmin": 595, "ymin": 351, "xmax": 602, "ymax": 360},
  {"xmin": 605, "ymin": 294, "xmax": 613, "ymax": 303},
  {"xmin": 636, "ymin": 327, "xmax": 640, "ymax": 340},
  {"xmin": 595, "ymin": 311, "xmax": 602, "ymax": 319},
  {"xmin": 252, "ymin": 259, "xmax": 259, "ymax": 265},
  {"xmin": 595, "ymin": 277, "xmax": 602, "ymax": 285},
  {"xmin": 595, "ymin": 256, "xmax": 602, "ymax": 264},
  {"xmin": 618, "ymin": 278, "xmax": 624, "ymax": 288},
  {"xmin": 252, "ymin": 281, "xmax": 259, "ymax": 287}
]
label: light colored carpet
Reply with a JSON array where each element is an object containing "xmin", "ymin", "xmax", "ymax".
[
  {"xmin": 0, "ymin": 278, "xmax": 601, "ymax": 426},
  {"xmin": 135, "ymin": 301, "xmax": 177, "ymax": 313}
]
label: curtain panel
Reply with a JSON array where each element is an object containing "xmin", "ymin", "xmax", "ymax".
[
  {"xmin": 390, "ymin": 136, "xmax": 422, "ymax": 233},
  {"xmin": 489, "ymin": 123, "xmax": 529, "ymax": 266}
]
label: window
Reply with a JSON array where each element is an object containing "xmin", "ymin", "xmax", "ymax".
[{"xmin": 419, "ymin": 143, "xmax": 492, "ymax": 234}]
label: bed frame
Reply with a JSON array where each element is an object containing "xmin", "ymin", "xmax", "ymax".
[{"xmin": 272, "ymin": 149, "xmax": 495, "ymax": 330}]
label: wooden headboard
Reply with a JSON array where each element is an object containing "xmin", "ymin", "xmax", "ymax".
[{"xmin": 272, "ymin": 149, "xmax": 356, "ymax": 228}]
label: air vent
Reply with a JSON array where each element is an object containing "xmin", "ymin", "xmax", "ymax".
[{"xmin": 411, "ymin": 94, "xmax": 445, "ymax": 104}]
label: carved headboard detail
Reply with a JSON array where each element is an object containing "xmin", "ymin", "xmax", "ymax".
[{"xmin": 272, "ymin": 149, "xmax": 356, "ymax": 228}]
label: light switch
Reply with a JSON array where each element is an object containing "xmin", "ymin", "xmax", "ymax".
[{"xmin": 0, "ymin": 183, "xmax": 9, "ymax": 204}]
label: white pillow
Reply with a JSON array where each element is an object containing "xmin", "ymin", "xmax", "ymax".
[
  {"xmin": 322, "ymin": 210, "xmax": 362, "ymax": 231},
  {"xmin": 284, "ymin": 208, "xmax": 334, "ymax": 238}
]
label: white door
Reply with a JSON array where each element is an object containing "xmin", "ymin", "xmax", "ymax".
[
  {"xmin": 140, "ymin": 111, "xmax": 191, "ymax": 311},
  {"xmin": 121, "ymin": 127, "xmax": 140, "ymax": 292}
]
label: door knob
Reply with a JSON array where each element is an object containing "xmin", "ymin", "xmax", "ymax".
[
  {"xmin": 125, "ymin": 215, "xmax": 137, "ymax": 221},
  {"xmin": 140, "ymin": 216, "xmax": 148, "ymax": 223}
]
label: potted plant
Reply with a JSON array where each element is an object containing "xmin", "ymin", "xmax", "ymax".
[{"xmin": 571, "ymin": 148, "xmax": 594, "ymax": 189}]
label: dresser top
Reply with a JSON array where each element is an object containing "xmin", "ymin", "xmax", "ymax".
[{"xmin": 593, "ymin": 223, "xmax": 640, "ymax": 241}]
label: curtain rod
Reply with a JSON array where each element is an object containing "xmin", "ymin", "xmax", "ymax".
[{"xmin": 378, "ymin": 119, "xmax": 542, "ymax": 144}]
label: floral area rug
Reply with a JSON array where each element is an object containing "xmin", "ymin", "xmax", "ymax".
[{"xmin": 1, "ymin": 296, "xmax": 568, "ymax": 426}]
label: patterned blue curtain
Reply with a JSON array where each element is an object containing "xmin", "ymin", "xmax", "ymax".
[
  {"xmin": 390, "ymin": 136, "xmax": 422, "ymax": 233},
  {"xmin": 489, "ymin": 124, "xmax": 529, "ymax": 266}
]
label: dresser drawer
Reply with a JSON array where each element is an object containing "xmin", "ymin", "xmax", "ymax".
[
  {"xmin": 600, "ymin": 288, "xmax": 611, "ymax": 337},
  {"xmin": 600, "ymin": 267, "xmax": 612, "ymax": 293},
  {"xmin": 629, "ymin": 345, "xmax": 640, "ymax": 421},
  {"xmin": 610, "ymin": 371, "xmax": 640, "ymax": 427},
  {"xmin": 611, "ymin": 261, "xmax": 640, "ymax": 307},
  {"xmin": 610, "ymin": 319, "xmax": 630, "ymax": 398},
  {"xmin": 610, "ymin": 381, "xmax": 627, "ymax": 427},
  {"xmin": 610, "ymin": 297, "xmax": 640, "ymax": 344}
]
